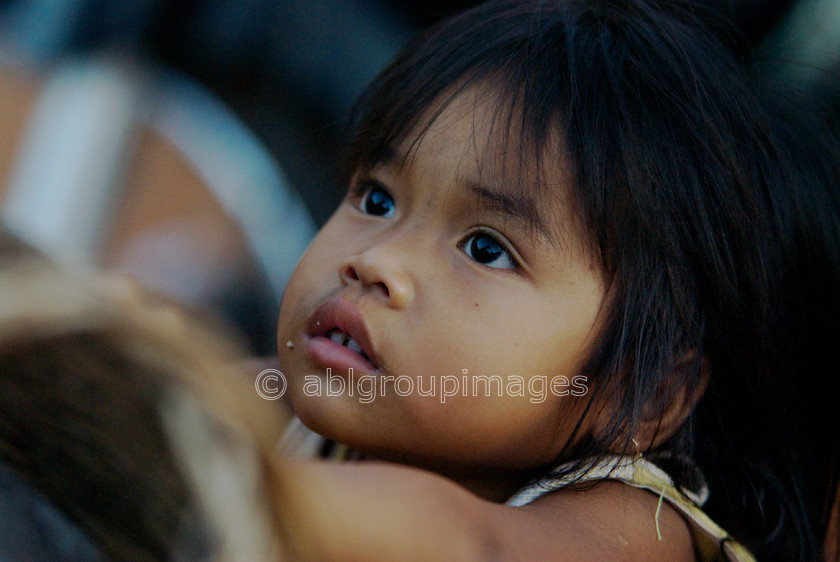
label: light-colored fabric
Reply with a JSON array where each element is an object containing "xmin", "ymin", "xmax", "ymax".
[
  {"xmin": 277, "ymin": 416, "xmax": 360, "ymax": 461},
  {"xmin": 1, "ymin": 59, "xmax": 143, "ymax": 264},
  {"xmin": 506, "ymin": 455, "xmax": 755, "ymax": 562}
]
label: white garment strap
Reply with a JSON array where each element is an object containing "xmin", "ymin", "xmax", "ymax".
[
  {"xmin": 1, "ymin": 58, "xmax": 143, "ymax": 264},
  {"xmin": 506, "ymin": 455, "xmax": 706, "ymax": 507},
  {"xmin": 506, "ymin": 456, "xmax": 755, "ymax": 562}
]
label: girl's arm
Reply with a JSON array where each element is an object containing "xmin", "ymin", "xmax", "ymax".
[{"xmin": 275, "ymin": 460, "xmax": 694, "ymax": 561}]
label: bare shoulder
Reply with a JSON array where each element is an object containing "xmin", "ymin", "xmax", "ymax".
[
  {"xmin": 277, "ymin": 461, "xmax": 694, "ymax": 561},
  {"xmin": 278, "ymin": 460, "xmax": 498, "ymax": 560},
  {"xmin": 494, "ymin": 480, "xmax": 695, "ymax": 560}
]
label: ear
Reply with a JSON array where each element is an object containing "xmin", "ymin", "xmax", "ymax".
[
  {"xmin": 594, "ymin": 354, "xmax": 710, "ymax": 454},
  {"xmin": 639, "ymin": 354, "xmax": 710, "ymax": 451}
]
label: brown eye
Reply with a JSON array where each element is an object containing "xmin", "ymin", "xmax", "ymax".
[
  {"xmin": 461, "ymin": 232, "xmax": 517, "ymax": 270},
  {"xmin": 360, "ymin": 185, "xmax": 395, "ymax": 218}
]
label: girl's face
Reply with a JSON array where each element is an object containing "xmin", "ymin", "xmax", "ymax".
[{"xmin": 277, "ymin": 88, "xmax": 607, "ymax": 497}]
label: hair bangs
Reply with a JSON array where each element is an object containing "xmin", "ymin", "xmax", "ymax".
[{"xmin": 342, "ymin": 2, "xmax": 574, "ymax": 205}]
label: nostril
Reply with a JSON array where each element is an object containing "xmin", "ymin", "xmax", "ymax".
[
  {"xmin": 340, "ymin": 259, "xmax": 398, "ymax": 302},
  {"xmin": 342, "ymin": 264, "xmax": 359, "ymax": 282}
]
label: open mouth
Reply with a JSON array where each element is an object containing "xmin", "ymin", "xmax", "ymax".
[
  {"xmin": 305, "ymin": 297, "xmax": 380, "ymax": 372},
  {"xmin": 326, "ymin": 328, "xmax": 372, "ymax": 362}
]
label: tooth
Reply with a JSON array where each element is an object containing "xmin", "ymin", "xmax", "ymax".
[
  {"xmin": 346, "ymin": 338, "xmax": 363, "ymax": 354},
  {"xmin": 329, "ymin": 330, "xmax": 344, "ymax": 344}
]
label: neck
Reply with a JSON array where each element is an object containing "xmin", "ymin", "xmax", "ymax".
[
  {"xmin": 431, "ymin": 460, "xmax": 549, "ymax": 503},
  {"xmin": 450, "ymin": 473, "xmax": 525, "ymax": 503},
  {"xmin": 360, "ymin": 451, "xmax": 540, "ymax": 503}
]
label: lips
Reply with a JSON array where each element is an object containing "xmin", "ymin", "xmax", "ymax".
[{"xmin": 304, "ymin": 297, "xmax": 380, "ymax": 373}]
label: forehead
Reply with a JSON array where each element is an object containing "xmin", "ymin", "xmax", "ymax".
[
  {"xmin": 392, "ymin": 84, "xmax": 580, "ymax": 246},
  {"xmin": 401, "ymin": 85, "xmax": 538, "ymax": 174}
]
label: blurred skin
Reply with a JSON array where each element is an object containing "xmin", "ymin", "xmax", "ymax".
[{"xmin": 0, "ymin": 64, "xmax": 256, "ymax": 306}]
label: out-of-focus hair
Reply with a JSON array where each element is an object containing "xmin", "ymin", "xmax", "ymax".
[{"xmin": 0, "ymin": 229, "xmax": 291, "ymax": 560}]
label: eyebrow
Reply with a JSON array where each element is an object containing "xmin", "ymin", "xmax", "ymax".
[
  {"xmin": 466, "ymin": 182, "xmax": 553, "ymax": 241},
  {"xmin": 381, "ymin": 145, "xmax": 555, "ymax": 241}
]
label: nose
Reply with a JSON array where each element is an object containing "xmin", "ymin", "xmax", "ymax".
[{"xmin": 339, "ymin": 243, "xmax": 413, "ymax": 308}]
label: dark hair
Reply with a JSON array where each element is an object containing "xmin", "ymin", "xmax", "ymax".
[{"xmin": 342, "ymin": 0, "xmax": 840, "ymax": 558}]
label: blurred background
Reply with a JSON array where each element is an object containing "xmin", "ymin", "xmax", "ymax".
[{"xmin": 0, "ymin": 0, "xmax": 837, "ymax": 354}]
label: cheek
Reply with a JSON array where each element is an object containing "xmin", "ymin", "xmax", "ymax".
[
  {"xmin": 276, "ymin": 260, "xmax": 312, "ymax": 331},
  {"xmin": 276, "ymin": 241, "xmax": 333, "ymax": 342},
  {"xmin": 386, "ymin": 391, "xmax": 570, "ymax": 468},
  {"xmin": 279, "ymin": 227, "xmax": 344, "ymax": 307}
]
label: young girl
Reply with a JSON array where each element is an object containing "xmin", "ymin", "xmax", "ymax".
[{"xmin": 274, "ymin": 0, "xmax": 840, "ymax": 559}]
